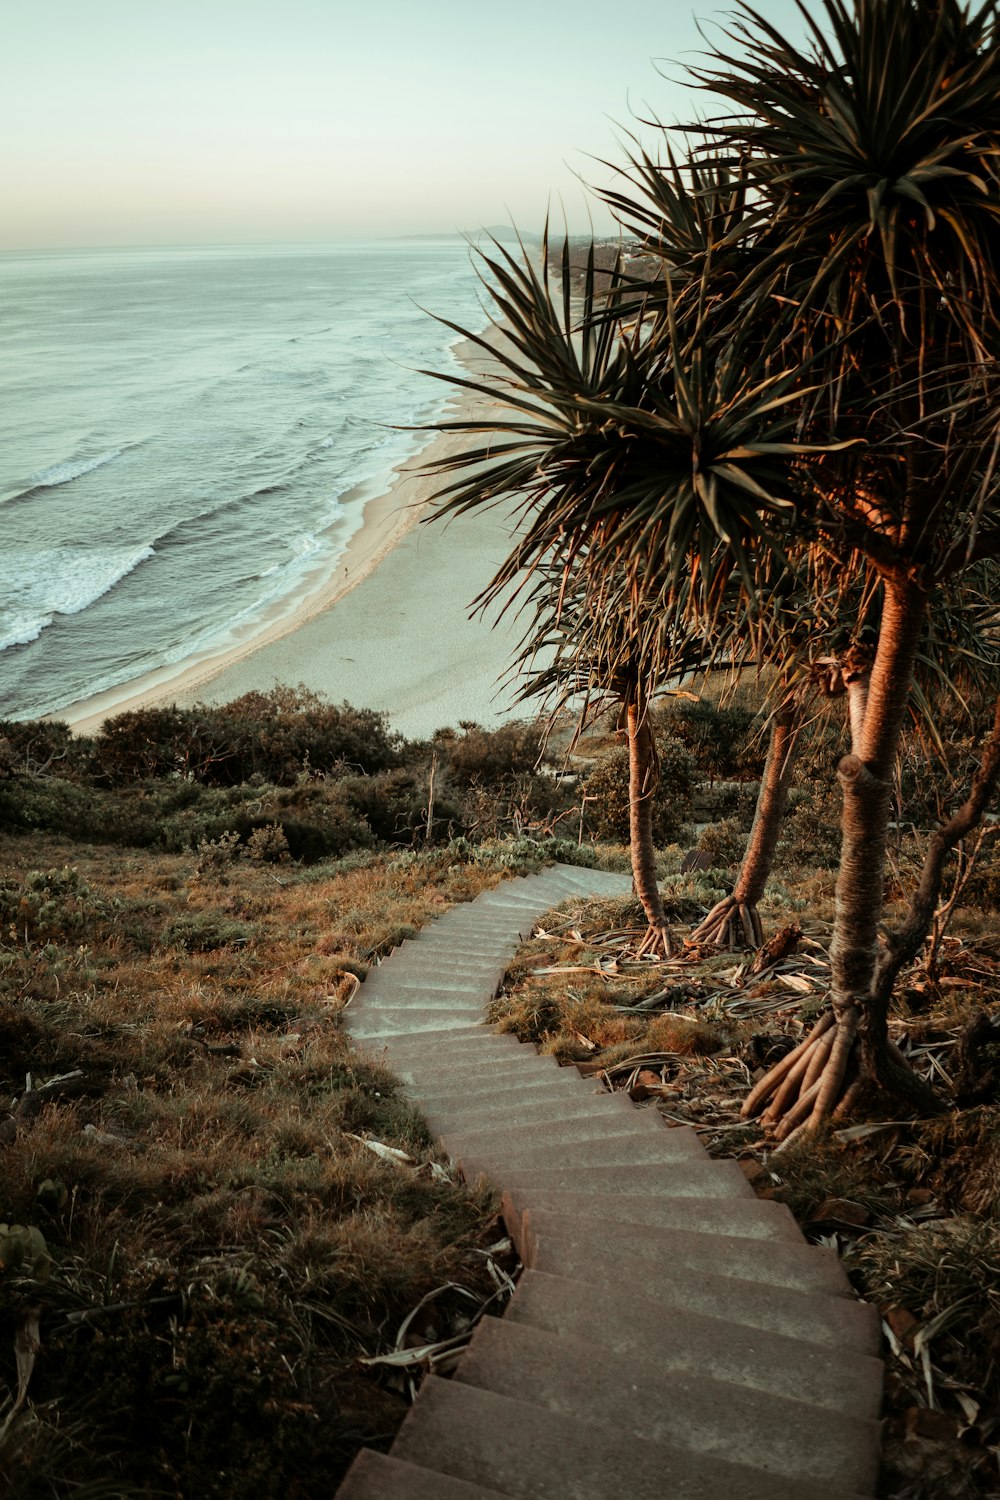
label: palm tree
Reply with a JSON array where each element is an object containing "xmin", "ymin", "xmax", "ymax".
[
  {"xmin": 693, "ymin": 0, "xmax": 1000, "ymax": 1135},
  {"xmin": 420, "ymin": 233, "xmax": 824, "ymax": 952},
  {"xmin": 422, "ymin": 0, "xmax": 1000, "ymax": 1138},
  {"xmin": 505, "ymin": 551, "xmax": 758, "ymax": 956}
]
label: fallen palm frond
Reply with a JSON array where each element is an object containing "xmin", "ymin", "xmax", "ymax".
[{"xmin": 358, "ymin": 1250, "xmax": 520, "ymax": 1399}]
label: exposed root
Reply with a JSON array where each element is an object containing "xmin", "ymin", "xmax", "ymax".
[
  {"xmin": 745, "ymin": 1004, "xmax": 946, "ymax": 1146},
  {"xmin": 741, "ymin": 1011, "xmax": 835, "ymax": 1119},
  {"xmin": 744, "ymin": 1008, "xmax": 858, "ymax": 1142},
  {"xmin": 636, "ymin": 920, "xmax": 674, "ymax": 959},
  {"xmin": 689, "ymin": 894, "xmax": 763, "ymax": 950}
]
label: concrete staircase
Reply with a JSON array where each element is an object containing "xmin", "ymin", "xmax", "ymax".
[{"xmin": 337, "ymin": 864, "xmax": 883, "ymax": 1498}]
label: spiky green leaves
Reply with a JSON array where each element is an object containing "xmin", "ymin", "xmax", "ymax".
[
  {"xmin": 423, "ymin": 233, "xmax": 829, "ymax": 641},
  {"xmin": 696, "ymin": 0, "xmax": 1000, "ymax": 336}
]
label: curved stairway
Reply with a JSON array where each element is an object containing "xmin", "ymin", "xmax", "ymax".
[{"xmin": 336, "ymin": 864, "xmax": 883, "ymax": 1499}]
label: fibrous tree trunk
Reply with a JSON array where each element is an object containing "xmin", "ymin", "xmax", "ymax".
[
  {"xmin": 691, "ymin": 703, "xmax": 800, "ymax": 949},
  {"xmin": 627, "ymin": 700, "xmax": 673, "ymax": 957},
  {"xmin": 845, "ymin": 669, "xmax": 870, "ymax": 756},
  {"xmin": 744, "ymin": 579, "xmax": 947, "ymax": 1142}
]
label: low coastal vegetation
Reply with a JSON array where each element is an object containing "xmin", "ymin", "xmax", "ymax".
[{"xmin": 1, "ymin": 685, "xmax": 998, "ymax": 1495}]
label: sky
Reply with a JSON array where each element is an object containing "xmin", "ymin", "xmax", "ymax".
[{"xmin": 2, "ymin": 0, "xmax": 811, "ymax": 251}]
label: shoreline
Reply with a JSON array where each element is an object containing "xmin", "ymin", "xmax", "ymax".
[
  {"xmin": 58, "ymin": 335, "xmax": 506, "ymax": 738},
  {"xmin": 59, "ymin": 331, "xmax": 530, "ymax": 741}
]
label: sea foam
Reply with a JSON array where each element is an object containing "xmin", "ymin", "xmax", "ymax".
[
  {"xmin": 0, "ymin": 544, "xmax": 155, "ymax": 651},
  {"xmin": 0, "ymin": 240, "xmax": 492, "ymax": 719},
  {"xmin": 27, "ymin": 449, "xmax": 123, "ymax": 491}
]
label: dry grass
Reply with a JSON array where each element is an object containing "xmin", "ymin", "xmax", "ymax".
[{"xmin": 0, "ymin": 834, "xmax": 519, "ymax": 1499}]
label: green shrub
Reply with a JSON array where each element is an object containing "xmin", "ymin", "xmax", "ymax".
[
  {"xmin": 697, "ymin": 817, "xmax": 746, "ymax": 867},
  {"xmin": 195, "ymin": 830, "xmax": 243, "ymax": 877},
  {"xmin": 164, "ymin": 914, "xmax": 254, "ymax": 951},
  {"xmin": 339, "ymin": 768, "xmax": 459, "ymax": 845},
  {"xmin": 212, "ymin": 687, "xmax": 400, "ymax": 782},
  {"xmin": 778, "ymin": 779, "xmax": 843, "ymax": 869},
  {"xmin": 242, "ymin": 823, "xmax": 291, "ymax": 865},
  {"xmin": 446, "ymin": 834, "xmax": 599, "ymax": 871},
  {"xmin": 156, "ymin": 780, "xmax": 375, "ymax": 862},
  {"xmin": 0, "ymin": 1221, "xmax": 50, "ymax": 1278},
  {"xmin": 583, "ymin": 736, "xmax": 695, "ymax": 847},
  {"xmin": 91, "ymin": 705, "xmax": 233, "ymax": 783},
  {"xmin": 656, "ymin": 700, "xmax": 763, "ymax": 779},
  {"xmin": 92, "ymin": 689, "xmax": 400, "ymax": 787},
  {"xmin": 438, "ymin": 721, "xmax": 547, "ymax": 787},
  {"xmin": 0, "ymin": 719, "xmax": 89, "ymax": 779},
  {"xmin": 0, "ymin": 777, "xmax": 160, "ymax": 847},
  {"xmin": 700, "ymin": 779, "xmax": 760, "ymax": 828},
  {"xmin": 459, "ymin": 772, "xmax": 569, "ymax": 843},
  {"xmin": 0, "ymin": 867, "xmax": 125, "ymax": 945}
]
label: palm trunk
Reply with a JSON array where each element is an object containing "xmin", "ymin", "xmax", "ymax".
[
  {"xmin": 692, "ymin": 704, "xmax": 800, "ymax": 948},
  {"xmin": 826, "ymin": 577, "xmax": 946, "ymax": 1114},
  {"xmin": 742, "ymin": 577, "xmax": 943, "ymax": 1140},
  {"xmin": 627, "ymin": 701, "xmax": 672, "ymax": 957},
  {"xmin": 830, "ymin": 581, "xmax": 924, "ymax": 1022},
  {"xmin": 846, "ymin": 672, "xmax": 870, "ymax": 755}
]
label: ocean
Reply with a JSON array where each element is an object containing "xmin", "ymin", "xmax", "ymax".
[{"xmin": 0, "ymin": 240, "xmax": 492, "ymax": 722}]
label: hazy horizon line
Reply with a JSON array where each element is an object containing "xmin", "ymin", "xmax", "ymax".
[{"xmin": 0, "ymin": 226, "xmax": 627, "ymax": 258}]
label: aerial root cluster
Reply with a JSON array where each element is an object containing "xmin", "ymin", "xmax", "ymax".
[
  {"xmin": 741, "ymin": 1009, "xmax": 863, "ymax": 1148},
  {"xmin": 689, "ymin": 894, "xmax": 764, "ymax": 950},
  {"xmin": 636, "ymin": 920, "xmax": 674, "ymax": 959}
]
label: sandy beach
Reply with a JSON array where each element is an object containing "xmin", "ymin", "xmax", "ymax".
[{"xmin": 60, "ymin": 336, "xmax": 534, "ymax": 741}]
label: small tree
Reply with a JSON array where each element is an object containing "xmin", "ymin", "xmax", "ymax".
[{"xmin": 422, "ymin": 236, "xmax": 819, "ymax": 953}]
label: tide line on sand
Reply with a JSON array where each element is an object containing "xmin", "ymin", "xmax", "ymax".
[{"xmin": 58, "ymin": 337, "xmax": 532, "ymax": 742}]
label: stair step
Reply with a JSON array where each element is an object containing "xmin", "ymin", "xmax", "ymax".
[
  {"xmin": 455, "ymin": 1122, "xmax": 725, "ymax": 1177},
  {"xmin": 417, "ymin": 1083, "xmax": 606, "ymax": 1124},
  {"xmin": 499, "ymin": 1157, "xmax": 781, "ymax": 1196},
  {"xmin": 347, "ymin": 1010, "xmax": 488, "ymax": 1039},
  {"xmin": 360, "ymin": 973, "xmax": 493, "ymax": 998},
  {"xmin": 450, "ymin": 1122, "xmax": 804, "ymax": 1198},
  {"xmin": 391, "ymin": 1377, "xmax": 869, "ymax": 1500},
  {"xmin": 506, "ymin": 1269, "xmax": 883, "ymax": 1419},
  {"xmin": 507, "ymin": 1215, "xmax": 877, "ymax": 1352},
  {"xmin": 504, "ymin": 1186, "xmax": 801, "ymax": 1242},
  {"xmin": 429, "ymin": 1090, "xmax": 651, "ymax": 1138},
  {"xmin": 372, "ymin": 956, "xmax": 506, "ymax": 981},
  {"xmin": 456, "ymin": 1316, "xmax": 881, "ymax": 1491},
  {"xmin": 351, "ymin": 989, "xmax": 484, "ymax": 1013},
  {"xmin": 431, "ymin": 907, "xmax": 535, "ymax": 924},
  {"xmin": 550, "ymin": 863, "xmax": 632, "ymax": 890},
  {"xmin": 392, "ymin": 1052, "xmax": 563, "ymax": 1092},
  {"xmin": 380, "ymin": 1051, "xmax": 532, "ymax": 1083},
  {"xmin": 442, "ymin": 1104, "xmax": 693, "ymax": 1160},
  {"xmin": 512, "ymin": 1203, "xmax": 852, "ymax": 1296},
  {"xmin": 350, "ymin": 1029, "xmax": 509, "ymax": 1066},
  {"xmin": 419, "ymin": 912, "xmax": 530, "ymax": 936},
  {"xmin": 441, "ymin": 1118, "xmax": 752, "ymax": 1199},
  {"xmin": 413, "ymin": 925, "xmax": 517, "ymax": 946},
  {"xmin": 374, "ymin": 1030, "xmax": 520, "ymax": 1064},
  {"xmin": 473, "ymin": 890, "xmax": 568, "ymax": 911},
  {"xmin": 411, "ymin": 1071, "xmax": 599, "ymax": 1110},
  {"xmin": 337, "ymin": 1449, "xmax": 513, "ymax": 1498}
]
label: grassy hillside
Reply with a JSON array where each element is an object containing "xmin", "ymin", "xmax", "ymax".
[{"xmin": 1, "ymin": 686, "xmax": 997, "ymax": 1497}]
